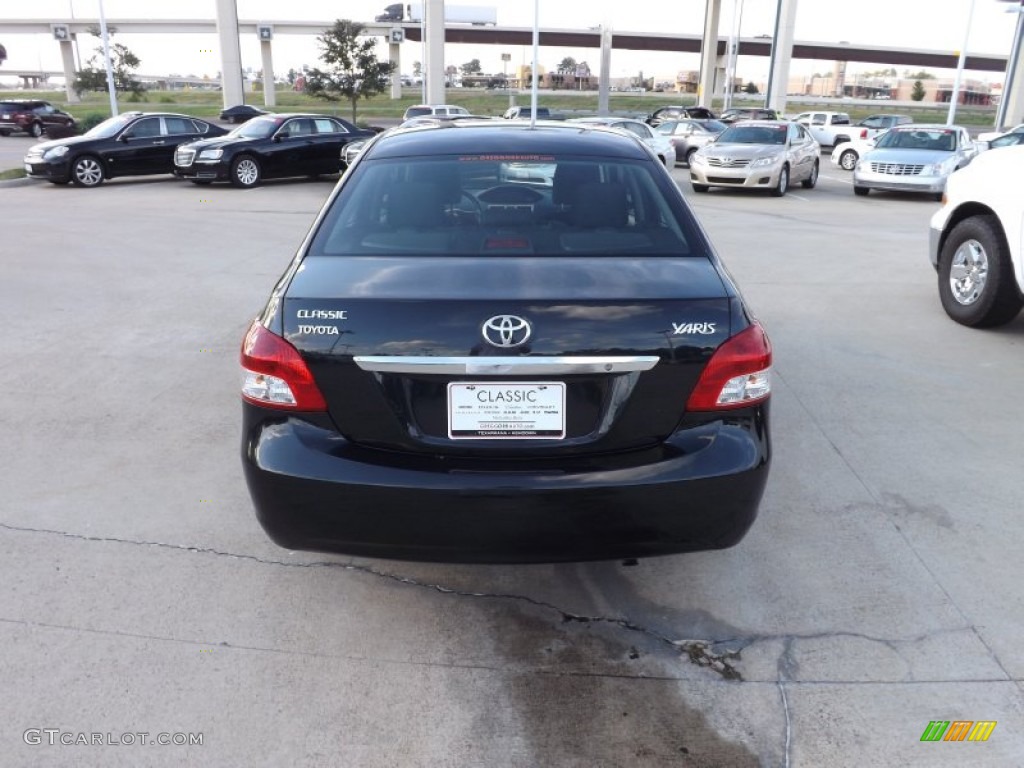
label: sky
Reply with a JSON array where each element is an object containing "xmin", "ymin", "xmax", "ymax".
[{"xmin": 1, "ymin": 0, "xmax": 1021, "ymax": 84}]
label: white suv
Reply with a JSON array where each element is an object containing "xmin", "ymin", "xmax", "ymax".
[
  {"xmin": 928, "ymin": 145, "xmax": 1024, "ymax": 327},
  {"xmin": 402, "ymin": 104, "xmax": 469, "ymax": 120}
]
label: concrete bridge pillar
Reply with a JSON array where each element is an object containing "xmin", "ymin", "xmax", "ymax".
[
  {"xmin": 59, "ymin": 39, "xmax": 79, "ymax": 103},
  {"xmin": 260, "ymin": 39, "xmax": 275, "ymax": 106},
  {"xmin": 215, "ymin": 0, "xmax": 244, "ymax": 108},
  {"xmin": 698, "ymin": 0, "xmax": 722, "ymax": 108},
  {"xmin": 389, "ymin": 40, "xmax": 402, "ymax": 99},
  {"xmin": 765, "ymin": 0, "xmax": 798, "ymax": 115},
  {"xmin": 424, "ymin": 0, "xmax": 445, "ymax": 104}
]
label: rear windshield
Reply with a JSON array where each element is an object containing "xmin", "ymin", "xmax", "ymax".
[{"xmin": 308, "ymin": 154, "xmax": 699, "ymax": 257}]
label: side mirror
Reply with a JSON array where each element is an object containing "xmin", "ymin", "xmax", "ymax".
[
  {"xmin": 119, "ymin": 133, "xmax": 132, "ymax": 142},
  {"xmin": 273, "ymin": 133, "xmax": 284, "ymax": 142}
]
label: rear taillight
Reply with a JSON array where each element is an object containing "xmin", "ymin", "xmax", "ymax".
[
  {"xmin": 859, "ymin": 129, "xmax": 868, "ymax": 139},
  {"xmin": 240, "ymin": 320, "xmax": 327, "ymax": 411},
  {"xmin": 686, "ymin": 323, "xmax": 772, "ymax": 411}
]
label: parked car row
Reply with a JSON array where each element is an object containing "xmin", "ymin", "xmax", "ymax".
[{"xmin": 23, "ymin": 111, "xmax": 374, "ymax": 188}]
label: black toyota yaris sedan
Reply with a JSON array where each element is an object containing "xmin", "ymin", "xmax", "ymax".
[{"xmin": 240, "ymin": 120, "xmax": 772, "ymax": 563}]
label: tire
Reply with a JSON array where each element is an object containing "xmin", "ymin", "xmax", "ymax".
[
  {"xmin": 70, "ymin": 155, "xmax": 104, "ymax": 187},
  {"xmin": 28, "ymin": 122, "xmax": 43, "ymax": 138},
  {"xmin": 230, "ymin": 155, "xmax": 261, "ymax": 188},
  {"xmin": 685, "ymin": 148, "xmax": 698, "ymax": 167},
  {"xmin": 853, "ymin": 186, "xmax": 869, "ymax": 197},
  {"xmin": 691, "ymin": 183, "xmax": 709, "ymax": 193},
  {"xmin": 839, "ymin": 149, "xmax": 858, "ymax": 171},
  {"xmin": 0, "ymin": 129, "xmax": 10, "ymax": 137},
  {"xmin": 937, "ymin": 215, "xmax": 1022, "ymax": 327},
  {"xmin": 770, "ymin": 164, "xmax": 789, "ymax": 197},
  {"xmin": 801, "ymin": 160, "xmax": 819, "ymax": 189}
]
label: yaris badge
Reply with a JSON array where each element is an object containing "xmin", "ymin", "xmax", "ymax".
[{"xmin": 482, "ymin": 315, "xmax": 531, "ymax": 348}]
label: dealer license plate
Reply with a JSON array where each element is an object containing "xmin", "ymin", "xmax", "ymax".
[{"xmin": 448, "ymin": 382, "xmax": 565, "ymax": 439}]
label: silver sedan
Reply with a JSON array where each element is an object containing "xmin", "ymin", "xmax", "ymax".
[
  {"xmin": 852, "ymin": 124, "xmax": 978, "ymax": 201},
  {"xmin": 654, "ymin": 118, "xmax": 727, "ymax": 166},
  {"xmin": 688, "ymin": 120, "xmax": 820, "ymax": 197}
]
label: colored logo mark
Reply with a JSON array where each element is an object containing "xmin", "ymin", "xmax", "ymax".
[{"xmin": 920, "ymin": 721, "xmax": 997, "ymax": 742}]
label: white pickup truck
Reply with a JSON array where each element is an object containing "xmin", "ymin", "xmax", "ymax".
[
  {"xmin": 792, "ymin": 111, "xmax": 857, "ymax": 146},
  {"xmin": 928, "ymin": 145, "xmax": 1024, "ymax": 327}
]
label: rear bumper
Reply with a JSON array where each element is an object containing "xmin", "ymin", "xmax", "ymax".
[{"xmin": 241, "ymin": 405, "xmax": 771, "ymax": 563}]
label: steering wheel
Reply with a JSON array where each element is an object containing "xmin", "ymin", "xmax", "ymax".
[{"xmin": 450, "ymin": 190, "xmax": 483, "ymax": 223}]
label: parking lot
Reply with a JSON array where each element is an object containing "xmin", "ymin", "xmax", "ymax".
[{"xmin": 2, "ymin": 159, "xmax": 1022, "ymax": 766}]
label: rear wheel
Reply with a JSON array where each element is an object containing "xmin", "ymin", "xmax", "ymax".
[
  {"xmin": 0, "ymin": 129, "xmax": 10, "ymax": 137},
  {"xmin": 770, "ymin": 164, "xmax": 789, "ymax": 197},
  {"xmin": 853, "ymin": 186, "xmax": 869, "ymax": 197},
  {"xmin": 801, "ymin": 160, "xmax": 819, "ymax": 189},
  {"xmin": 938, "ymin": 215, "xmax": 1022, "ymax": 327},
  {"xmin": 70, "ymin": 155, "xmax": 104, "ymax": 187},
  {"xmin": 839, "ymin": 149, "xmax": 858, "ymax": 171},
  {"xmin": 230, "ymin": 155, "xmax": 261, "ymax": 188},
  {"xmin": 28, "ymin": 122, "xmax": 43, "ymax": 138}
]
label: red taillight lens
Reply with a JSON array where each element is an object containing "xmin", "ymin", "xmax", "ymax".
[
  {"xmin": 859, "ymin": 129, "xmax": 868, "ymax": 139},
  {"xmin": 686, "ymin": 323, "xmax": 772, "ymax": 411},
  {"xmin": 240, "ymin": 320, "xmax": 327, "ymax": 411}
]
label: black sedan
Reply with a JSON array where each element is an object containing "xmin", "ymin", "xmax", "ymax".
[
  {"xmin": 174, "ymin": 113, "xmax": 375, "ymax": 187},
  {"xmin": 240, "ymin": 121, "xmax": 773, "ymax": 563},
  {"xmin": 23, "ymin": 111, "xmax": 226, "ymax": 187},
  {"xmin": 219, "ymin": 104, "xmax": 270, "ymax": 124}
]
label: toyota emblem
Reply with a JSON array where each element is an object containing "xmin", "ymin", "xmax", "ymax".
[{"xmin": 482, "ymin": 315, "xmax": 531, "ymax": 348}]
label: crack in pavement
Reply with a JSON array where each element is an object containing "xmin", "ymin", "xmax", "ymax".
[
  {"xmin": 776, "ymin": 637, "xmax": 797, "ymax": 768},
  {"xmin": 0, "ymin": 521, "xmax": 1001, "ymax": 685}
]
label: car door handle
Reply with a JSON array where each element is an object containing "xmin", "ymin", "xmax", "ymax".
[{"xmin": 153, "ymin": 140, "xmax": 166, "ymax": 145}]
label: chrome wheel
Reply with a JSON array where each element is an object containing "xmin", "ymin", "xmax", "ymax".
[
  {"xmin": 232, "ymin": 156, "xmax": 260, "ymax": 187},
  {"xmin": 71, "ymin": 156, "xmax": 103, "ymax": 187},
  {"xmin": 948, "ymin": 238, "xmax": 988, "ymax": 306},
  {"xmin": 29, "ymin": 122, "xmax": 43, "ymax": 138},
  {"xmin": 839, "ymin": 150, "xmax": 857, "ymax": 171}
]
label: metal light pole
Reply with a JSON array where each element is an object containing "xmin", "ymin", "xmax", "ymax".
[
  {"xmin": 996, "ymin": 0, "xmax": 1024, "ymax": 128},
  {"xmin": 529, "ymin": 0, "xmax": 539, "ymax": 127},
  {"xmin": 97, "ymin": 0, "xmax": 118, "ymax": 116},
  {"xmin": 724, "ymin": 0, "xmax": 745, "ymax": 111},
  {"xmin": 947, "ymin": 0, "xmax": 978, "ymax": 125}
]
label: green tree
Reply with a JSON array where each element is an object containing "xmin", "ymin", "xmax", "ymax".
[
  {"xmin": 558, "ymin": 56, "xmax": 577, "ymax": 74},
  {"xmin": 304, "ymin": 19, "xmax": 395, "ymax": 122},
  {"xmin": 905, "ymin": 70, "xmax": 935, "ymax": 80},
  {"xmin": 911, "ymin": 80, "xmax": 926, "ymax": 101},
  {"xmin": 743, "ymin": 81, "xmax": 759, "ymax": 94},
  {"xmin": 460, "ymin": 58, "xmax": 482, "ymax": 76},
  {"xmin": 73, "ymin": 27, "xmax": 144, "ymax": 97}
]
